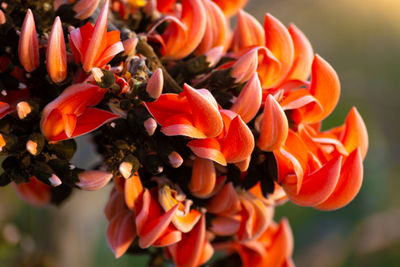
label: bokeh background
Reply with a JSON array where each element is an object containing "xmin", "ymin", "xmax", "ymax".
[{"xmin": 1, "ymin": 0, "xmax": 399, "ymax": 266}]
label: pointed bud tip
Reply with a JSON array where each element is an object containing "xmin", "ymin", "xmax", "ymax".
[
  {"xmin": 146, "ymin": 68, "xmax": 164, "ymax": 100},
  {"xmin": 119, "ymin": 162, "xmax": 133, "ymax": 179},
  {"xmin": 144, "ymin": 118, "xmax": 157, "ymax": 136},
  {"xmin": 16, "ymin": 101, "xmax": 32, "ymax": 119},
  {"xmin": 168, "ymin": 152, "xmax": 183, "ymax": 168},
  {"xmin": 49, "ymin": 174, "xmax": 62, "ymax": 187}
]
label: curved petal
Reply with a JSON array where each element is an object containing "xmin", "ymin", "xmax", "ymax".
[
  {"xmin": 285, "ymin": 24, "xmax": 313, "ymax": 81},
  {"xmin": 231, "ymin": 9, "xmax": 265, "ymax": 52},
  {"xmin": 316, "ymin": 148, "xmax": 363, "ymax": 210},
  {"xmin": 195, "ymin": 0, "xmax": 229, "ymax": 54},
  {"xmin": 124, "ymin": 173, "xmax": 143, "ymax": 211},
  {"xmin": 12, "ymin": 177, "xmax": 51, "ymax": 206},
  {"xmin": 189, "ymin": 157, "xmax": 216, "ymax": 198},
  {"xmin": 263, "ymin": 13, "xmax": 294, "ymax": 88},
  {"xmin": 106, "ymin": 211, "xmax": 136, "ymax": 258},
  {"xmin": 230, "ymin": 73, "xmax": 262, "ymax": 123},
  {"xmin": 222, "ymin": 116, "xmax": 255, "ymax": 163},
  {"xmin": 168, "ymin": 215, "xmax": 206, "ymax": 267},
  {"xmin": 184, "ymin": 84, "xmax": 223, "ymax": 137},
  {"xmin": 340, "ymin": 107, "xmax": 368, "ymax": 160},
  {"xmin": 187, "ymin": 138, "xmax": 226, "ymax": 166},
  {"xmin": 258, "ymin": 94, "xmax": 288, "ymax": 151},
  {"xmin": 283, "ymin": 155, "xmax": 342, "ymax": 207},
  {"xmin": 303, "ymin": 55, "xmax": 340, "ymax": 123}
]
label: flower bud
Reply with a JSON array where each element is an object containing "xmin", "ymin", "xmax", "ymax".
[
  {"xmin": 143, "ymin": 118, "xmax": 157, "ymax": 136},
  {"xmin": 26, "ymin": 133, "xmax": 45, "ymax": 156},
  {"xmin": 119, "ymin": 154, "xmax": 140, "ymax": 179},
  {"xmin": 48, "ymin": 174, "xmax": 62, "ymax": 187},
  {"xmin": 18, "ymin": 9, "xmax": 39, "ymax": 72},
  {"xmin": 145, "ymin": 68, "xmax": 163, "ymax": 101},
  {"xmin": 168, "ymin": 151, "xmax": 183, "ymax": 168}
]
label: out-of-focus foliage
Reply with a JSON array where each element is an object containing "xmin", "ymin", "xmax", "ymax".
[{"xmin": 0, "ymin": 0, "xmax": 399, "ymax": 266}]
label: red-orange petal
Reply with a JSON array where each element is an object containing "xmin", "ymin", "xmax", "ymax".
[
  {"xmin": 285, "ymin": 24, "xmax": 313, "ymax": 81},
  {"xmin": 12, "ymin": 177, "xmax": 51, "ymax": 206},
  {"xmin": 230, "ymin": 73, "xmax": 262, "ymax": 123},
  {"xmin": 231, "ymin": 9, "xmax": 265, "ymax": 52},
  {"xmin": 187, "ymin": 138, "xmax": 226, "ymax": 165},
  {"xmin": 340, "ymin": 107, "xmax": 368, "ymax": 160},
  {"xmin": 283, "ymin": 155, "xmax": 342, "ymax": 207},
  {"xmin": 222, "ymin": 115, "xmax": 255, "ymax": 163},
  {"xmin": 106, "ymin": 210, "xmax": 136, "ymax": 258},
  {"xmin": 258, "ymin": 94, "xmax": 288, "ymax": 151},
  {"xmin": 124, "ymin": 173, "xmax": 143, "ymax": 211},
  {"xmin": 184, "ymin": 84, "xmax": 223, "ymax": 137},
  {"xmin": 47, "ymin": 17, "xmax": 67, "ymax": 83},
  {"xmin": 303, "ymin": 55, "xmax": 340, "ymax": 123},
  {"xmin": 316, "ymin": 148, "xmax": 363, "ymax": 210},
  {"xmin": 189, "ymin": 157, "xmax": 216, "ymax": 198},
  {"xmin": 18, "ymin": 9, "xmax": 39, "ymax": 72},
  {"xmin": 264, "ymin": 13, "xmax": 294, "ymax": 88},
  {"xmin": 169, "ymin": 215, "xmax": 206, "ymax": 267}
]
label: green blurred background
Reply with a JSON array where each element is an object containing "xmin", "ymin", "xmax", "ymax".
[{"xmin": 1, "ymin": 0, "xmax": 399, "ymax": 266}]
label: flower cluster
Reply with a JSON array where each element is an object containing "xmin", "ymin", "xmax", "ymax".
[{"xmin": 0, "ymin": 0, "xmax": 368, "ymax": 266}]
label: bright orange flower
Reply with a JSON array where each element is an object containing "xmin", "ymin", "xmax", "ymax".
[
  {"xmin": 40, "ymin": 83, "xmax": 120, "ymax": 142},
  {"xmin": 158, "ymin": 183, "xmax": 202, "ymax": 232},
  {"xmin": 214, "ymin": 218, "xmax": 294, "ymax": 267},
  {"xmin": 208, "ymin": 183, "xmax": 274, "ymax": 242},
  {"xmin": 167, "ymin": 214, "xmax": 214, "ymax": 267},
  {"xmin": 152, "ymin": 0, "xmax": 207, "ymax": 60},
  {"xmin": 69, "ymin": 0, "xmax": 124, "ymax": 72},
  {"xmin": 274, "ymin": 107, "xmax": 368, "ymax": 210},
  {"xmin": 135, "ymin": 188, "xmax": 182, "ymax": 248}
]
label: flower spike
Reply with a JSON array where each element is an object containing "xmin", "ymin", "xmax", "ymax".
[{"xmin": 18, "ymin": 9, "xmax": 39, "ymax": 72}]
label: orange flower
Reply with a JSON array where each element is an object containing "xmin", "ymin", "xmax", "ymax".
[
  {"xmin": 274, "ymin": 107, "xmax": 368, "ymax": 210},
  {"xmin": 135, "ymin": 188, "xmax": 182, "ymax": 248},
  {"xmin": 153, "ymin": 0, "xmax": 207, "ymax": 60},
  {"xmin": 166, "ymin": 214, "xmax": 214, "ymax": 267},
  {"xmin": 214, "ymin": 218, "xmax": 294, "ymax": 267},
  {"xmin": 40, "ymin": 83, "xmax": 120, "ymax": 142},
  {"xmin": 208, "ymin": 183, "xmax": 274, "ymax": 242},
  {"xmin": 69, "ymin": 0, "xmax": 124, "ymax": 72}
]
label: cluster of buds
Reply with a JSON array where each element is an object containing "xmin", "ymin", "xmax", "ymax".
[{"xmin": 0, "ymin": 0, "xmax": 368, "ymax": 266}]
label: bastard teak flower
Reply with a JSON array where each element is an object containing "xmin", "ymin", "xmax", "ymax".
[{"xmin": 0, "ymin": 0, "xmax": 368, "ymax": 266}]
